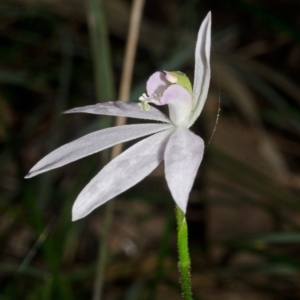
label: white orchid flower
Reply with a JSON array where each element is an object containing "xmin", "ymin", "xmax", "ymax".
[{"xmin": 26, "ymin": 12, "xmax": 211, "ymax": 221}]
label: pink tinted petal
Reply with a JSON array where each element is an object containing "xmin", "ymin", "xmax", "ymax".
[
  {"xmin": 160, "ymin": 84, "xmax": 193, "ymax": 126},
  {"xmin": 146, "ymin": 71, "xmax": 169, "ymax": 99},
  {"xmin": 164, "ymin": 128, "xmax": 204, "ymax": 213}
]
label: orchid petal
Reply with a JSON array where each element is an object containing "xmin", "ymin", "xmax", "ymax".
[
  {"xmin": 72, "ymin": 128, "xmax": 173, "ymax": 221},
  {"xmin": 64, "ymin": 101, "xmax": 171, "ymax": 123},
  {"xmin": 164, "ymin": 128, "xmax": 204, "ymax": 213},
  {"xmin": 160, "ymin": 84, "xmax": 193, "ymax": 126},
  {"xmin": 189, "ymin": 12, "xmax": 211, "ymax": 126},
  {"xmin": 146, "ymin": 71, "xmax": 169, "ymax": 99},
  {"xmin": 25, "ymin": 123, "xmax": 172, "ymax": 178}
]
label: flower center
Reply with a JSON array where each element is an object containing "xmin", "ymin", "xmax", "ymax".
[{"xmin": 138, "ymin": 71, "xmax": 193, "ymax": 127}]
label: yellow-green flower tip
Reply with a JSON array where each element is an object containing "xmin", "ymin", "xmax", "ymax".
[{"xmin": 165, "ymin": 71, "xmax": 193, "ymax": 95}]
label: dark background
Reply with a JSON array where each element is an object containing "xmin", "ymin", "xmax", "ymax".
[{"xmin": 1, "ymin": 0, "xmax": 300, "ymax": 299}]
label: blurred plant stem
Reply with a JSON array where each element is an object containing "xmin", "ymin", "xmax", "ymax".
[
  {"xmin": 176, "ymin": 206, "xmax": 193, "ymax": 300},
  {"xmin": 87, "ymin": 0, "xmax": 115, "ymax": 103},
  {"xmin": 88, "ymin": 0, "xmax": 145, "ymax": 299}
]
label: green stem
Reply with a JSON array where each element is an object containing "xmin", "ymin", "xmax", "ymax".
[{"xmin": 176, "ymin": 206, "xmax": 193, "ymax": 300}]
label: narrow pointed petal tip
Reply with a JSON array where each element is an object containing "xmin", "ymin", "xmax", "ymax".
[
  {"xmin": 72, "ymin": 209, "xmax": 81, "ymax": 222},
  {"xmin": 25, "ymin": 170, "xmax": 37, "ymax": 179}
]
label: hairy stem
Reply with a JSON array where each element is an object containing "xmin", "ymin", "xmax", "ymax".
[{"xmin": 176, "ymin": 206, "xmax": 193, "ymax": 300}]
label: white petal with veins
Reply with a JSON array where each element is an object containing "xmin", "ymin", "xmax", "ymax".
[
  {"xmin": 25, "ymin": 123, "xmax": 172, "ymax": 178},
  {"xmin": 72, "ymin": 128, "xmax": 174, "ymax": 221},
  {"xmin": 164, "ymin": 128, "xmax": 204, "ymax": 213},
  {"xmin": 64, "ymin": 101, "xmax": 171, "ymax": 123}
]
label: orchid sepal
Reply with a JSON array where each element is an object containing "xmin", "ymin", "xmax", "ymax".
[{"xmin": 188, "ymin": 11, "xmax": 211, "ymax": 127}]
